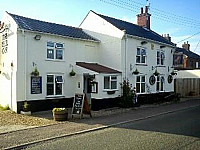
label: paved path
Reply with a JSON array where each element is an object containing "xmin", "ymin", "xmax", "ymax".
[{"xmin": 1, "ymin": 98, "xmax": 200, "ymax": 149}]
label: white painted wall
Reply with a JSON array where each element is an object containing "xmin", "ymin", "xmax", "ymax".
[
  {"xmin": 125, "ymin": 37, "xmax": 174, "ymax": 93},
  {"xmin": 80, "ymin": 11, "xmax": 124, "ymax": 38},
  {"xmin": 16, "ymin": 31, "xmax": 100, "ymax": 102},
  {"xmin": 0, "ymin": 12, "xmax": 18, "ymax": 111}
]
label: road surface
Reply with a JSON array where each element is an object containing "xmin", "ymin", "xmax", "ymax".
[{"xmin": 26, "ymin": 105, "xmax": 200, "ymax": 150}]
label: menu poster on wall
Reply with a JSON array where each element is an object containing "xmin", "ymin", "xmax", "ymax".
[{"xmin": 31, "ymin": 76, "xmax": 42, "ymax": 94}]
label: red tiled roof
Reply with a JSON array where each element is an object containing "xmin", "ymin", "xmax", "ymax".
[{"xmin": 76, "ymin": 62, "xmax": 121, "ymax": 73}]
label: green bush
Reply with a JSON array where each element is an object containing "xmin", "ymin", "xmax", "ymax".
[
  {"xmin": 0, "ymin": 104, "xmax": 10, "ymax": 111},
  {"xmin": 119, "ymin": 80, "xmax": 134, "ymax": 108}
]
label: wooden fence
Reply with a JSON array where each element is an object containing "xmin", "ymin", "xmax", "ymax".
[{"xmin": 174, "ymin": 78, "xmax": 200, "ymax": 97}]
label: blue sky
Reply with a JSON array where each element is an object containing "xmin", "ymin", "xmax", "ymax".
[{"xmin": 0, "ymin": 0, "xmax": 200, "ymax": 54}]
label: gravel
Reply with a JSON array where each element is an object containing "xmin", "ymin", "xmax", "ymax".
[{"xmin": 0, "ymin": 110, "xmax": 57, "ymax": 126}]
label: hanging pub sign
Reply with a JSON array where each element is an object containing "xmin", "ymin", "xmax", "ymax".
[{"xmin": 31, "ymin": 76, "xmax": 42, "ymax": 94}]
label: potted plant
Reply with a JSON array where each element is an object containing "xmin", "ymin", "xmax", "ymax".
[
  {"xmin": 132, "ymin": 68, "xmax": 139, "ymax": 75},
  {"xmin": 153, "ymin": 69, "xmax": 160, "ymax": 76},
  {"xmin": 52, "ymin": 108, "xmax": 68, "ymax": 121},
  {"xmin": 31, "ymin": 67, "xmax": 39, "ymax": 76},
  {"xmin": 69, "ymin": 69, "xmax": 76, "ymax": 76},
  {"xmin": 20, "ymin": 101, "xmax": 31, "ymax": 115}
]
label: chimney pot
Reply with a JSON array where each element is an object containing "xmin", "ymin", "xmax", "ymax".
[
  {"xmin": 182, "ymin": 42, "xmax": 190, "ymax": 51},
  {"xmin": 145, "ymin": 6, "xmax": 148, "ymax": 13},
  {"xmin": 137, "ymin": 6, "xmax": 151, "ymax": 29},
  {"xmin": 141, "ymin": 7, "xmax": 143, "ymax": 14}
]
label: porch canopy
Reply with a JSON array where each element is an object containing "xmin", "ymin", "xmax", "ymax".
[{"xmin": 76, "ymin": 62, "xmax": 121, "ymax": 74}]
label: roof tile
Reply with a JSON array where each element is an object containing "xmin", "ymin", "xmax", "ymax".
[
  {"xmin": 8, "ymin": 12, "xmax": 99, "ymax": 42},
  {"xmin": 93, "ymin": 11, "xmax": 175, "ymax": 46}
]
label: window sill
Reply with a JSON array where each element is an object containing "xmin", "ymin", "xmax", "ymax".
[
  {"xmin": 103, "ymin": 89, "xmax": 118, "ymax": 92},
  {"xmin": 156, "ymin": 65, "xmax": 166, "ymax": 68},
  {"xmin": 136, "ymin": 63, "xmax": 148, "ymax": 66},
  {"xmin": 45, "ymin": 59, "xmax": 65, "ymax": 62},
  {"xmin": 46, "ymin": 95, "xmax": 65, "ymax": 99}
]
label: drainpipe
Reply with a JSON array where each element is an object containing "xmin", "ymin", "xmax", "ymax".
[
  {"xmin": 11, "ymin": 62, "xmax": 13, "ymax": 110},
  {"xmin": 22, "ymin": 29, "xmax": 27, "ymax": 102},
  {"xmin": 124, "ymin": 31, "xmax": 127, "ymax": 80}
]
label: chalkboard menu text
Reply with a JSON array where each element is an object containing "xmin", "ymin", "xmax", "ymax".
[
  {"xmin": 71, "ymin": 93, "xmax": 84, "ymax": 118},
  {"xmin": 31, "ymin": 76, "xmax": 42, "ymax": 94}
]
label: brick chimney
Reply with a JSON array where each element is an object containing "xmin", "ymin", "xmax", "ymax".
[
  {"xmin": 137, "ymin": 6, "xmax": 151, "ymax": 29},
  {"xmin": 163, "ymin": 34, "xmax": 171, "ymax": 42},
  {"xmin": 182, "ymin": 41, "xmax": 190, "ymax": 51}
]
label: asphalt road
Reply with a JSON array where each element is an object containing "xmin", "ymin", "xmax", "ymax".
[{"xmin": 26, "ymin": 105, "xmax": 200, "ymax": 150}]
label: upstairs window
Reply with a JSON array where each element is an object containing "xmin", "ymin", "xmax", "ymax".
[
  {"xmin": 136, "ymin": 47, "xmax": 146, "ymax": 64},
  {"xmin": 47, "ymin": 42, "xmax": 64, "ymax": 60},
  {"xmin": 157, "ymin": 50, "xmax": 165, "ymax": 65},
  {"xmin": 104, "ymin": 76, "xmax": 117, "ymax": 90}
]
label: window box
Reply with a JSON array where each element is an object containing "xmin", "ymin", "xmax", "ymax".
[{"xmin": 107, "ymin": 90, "xmax": 116, "ymax": 95}]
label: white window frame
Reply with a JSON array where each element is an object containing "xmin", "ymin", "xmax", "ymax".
[
  {"xmin": 156, "ymin": 75, "xmax": 164, "ymax": 92},
  {"xmin": 46, "ymin": 74, "xmax": 64, "ymax": 97},
  {"xmin": 136, "ymin": 47, "xmax": 147, "ymax": 64},
  {"xmin": 157, "ymin": 50, "xmax": 165, "ymax": 65},
  {"xmin": 136, "ymin": 75, "xmax": 146, "ymax": 94},
  {"xmin": 103, "ymin": 75, "xmax": 118, "ymax": 91},
  {"xmin": 47, "ymin": 41, "xmax": 64, "ymax": 60}
]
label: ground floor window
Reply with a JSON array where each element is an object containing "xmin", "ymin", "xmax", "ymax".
[
  {"xmin": 156, "ymin": 75, "xmax": 164, "ymax": 92},
  {"xmin": 47, "ymin": 74, "xmax": 64, "ymax": 96},
  {"xmin": 104, "ymin": 75, "xmax": 117, "ymax": 90},
  {"xmin": 136, "ymin": 75, "xmax": 145, "ymax": 93}
]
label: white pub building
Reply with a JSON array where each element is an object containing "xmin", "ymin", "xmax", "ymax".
[{"xmin": 0, "ymin": 6, "xmax": 175, "ymax": 112}]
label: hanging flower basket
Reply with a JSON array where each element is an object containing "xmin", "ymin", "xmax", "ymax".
[
  {"xmin": 153, "ymin": 69, "xmax": 160, "ymax": 76},
  {"xmin": 69, "ymin": 69, "xmax": 76, "ymax": 76},
  {"xmin": 30, "ymin": 67, "xmax": 39, "ymax": 76},
  {"xmin": 132, "ymin": 68, "xmax": 139, "ymax": 75}
]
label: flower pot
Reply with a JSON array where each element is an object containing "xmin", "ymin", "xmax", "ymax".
[{"xmin": 53, "ymin": 109, "xmax": 68, "ymax": 121}]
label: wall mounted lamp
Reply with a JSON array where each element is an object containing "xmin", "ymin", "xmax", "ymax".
[{"xmin": 34, "ymin": 35, "xmax": 41, "ymax": 40}]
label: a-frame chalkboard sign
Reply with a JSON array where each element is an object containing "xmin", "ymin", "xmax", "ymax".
[{"xmin": 71, "ymin": 93, "xmax": 92, "ymax": 119}]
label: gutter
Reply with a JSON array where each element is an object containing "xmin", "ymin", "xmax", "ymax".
[
  {"xmin": 126, "ymin": 34, "xmax": 175, "ymax": 48},
  {"xmin": 18, "ymin": 29, "xmax": 101, "ymax": 43}
]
